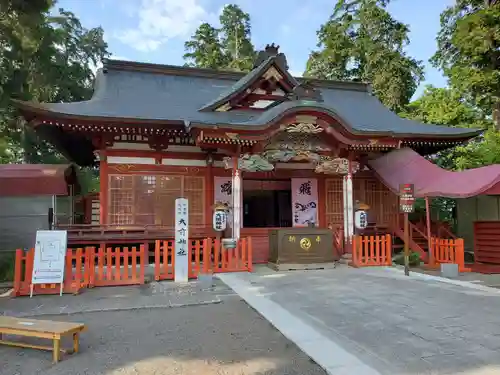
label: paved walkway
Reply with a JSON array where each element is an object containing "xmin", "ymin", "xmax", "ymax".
[
  {"xmin": 219, "ymin": 267, "xmax": 500, "ymax": 375},
  {"xmin": 0, "ymin": 279, "xmax": 238, "ymax": 316}
]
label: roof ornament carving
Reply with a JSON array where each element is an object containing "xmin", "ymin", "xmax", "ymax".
[
  {"xmin": 253, "ymin": 43, "xmax": 289, "ymax": 70},
  {"xmin": 288, "ymin": 81, "xmax": 323, "ymax": 102},
  {"xmin": 285, "ymin": 123, "xmax": 323, "ymax": 134}
]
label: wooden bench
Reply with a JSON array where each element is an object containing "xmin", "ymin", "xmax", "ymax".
[{"xmin": 0, "ymin": 316, "xmax": 86, "ymax": 363}]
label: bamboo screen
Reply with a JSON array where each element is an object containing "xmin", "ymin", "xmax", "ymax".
[{"xmin": 108, "ymin": 174, "xmax": 205, "ymax": 226}]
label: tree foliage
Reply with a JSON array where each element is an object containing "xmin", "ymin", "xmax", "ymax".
[
  {"xmin": 401, "ymin": 86, "xmax": 490, "ymax": 129},
  {"xmin": 431, "ymin": 0, "xmax": 500, "ymax": 126},
  {"xmin": 183, "ymin": 23, "xmax": 226, "ymax": 69},
  {"xmin": 305, "ymin": 0, "xmax": 424, "ymax": 112},
  {"xmin": 184, "ymin": 4, "xmax": 255, "ymax": 71},
  {"xmin": 0, "ymin": 0, "xmax": 109, "ymax": 193}
]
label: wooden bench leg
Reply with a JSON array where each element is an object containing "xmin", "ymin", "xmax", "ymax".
[
  {"xmin": 73, "ymin": 332, "xmax": 80, "ymax": 354},
  {"xmin": 53, "ymin": 338, "xmax": 60, "ymax": 363}
]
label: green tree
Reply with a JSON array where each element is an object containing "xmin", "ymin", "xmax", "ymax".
[
  {"xmin": 305, "ymin": 0, "xmax": 424, "ymax": 112},
  {"xmin": 401, "ymin": 85, "xmax": 489, "ymax": 129},
  {"xmin": 0, "ymin": 1, "xmax": 108, "ymax": 193},
  {"xmin": 183, "ymin": 23, "xmax": 226, "ymax": 69},
  {"xmin": 431, "ymin": 0, "xmax": 500, "ymax": 127},
  {"xmin": 183, "ymin": 4, "xmax": 255, "ymax": 72},
  {"xmin": 401, "ymin": 85, "xmax": 491, "ymax": 168},
  {"xmin": 400, "ymin": 86, "xmax": 494, "ymax": 221},
  {"xmin": 219, "ymin": 4, "xmax": 255, "ymax": 72}
]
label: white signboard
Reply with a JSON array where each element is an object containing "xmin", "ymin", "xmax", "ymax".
[
  {"xmin": 175, "ymin": 198, "xmax": 189, "ymax": 283},
  {"xmin": 32, "ymin": 230, "xmax": 68, "ymax": 296}
]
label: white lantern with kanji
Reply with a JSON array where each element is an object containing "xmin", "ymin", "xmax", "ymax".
[
  {"xmin": 213, "ymin": 210, "xmax": 227, "ymax": 232},
  {"xmin": 354, "ymin": 210, "xmax": 368, "ymax": 229}
]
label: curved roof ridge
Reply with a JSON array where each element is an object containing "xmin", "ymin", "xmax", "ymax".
[{"xmin": 103, "ymin": 58, "xmax": 370, "ymax": 92}]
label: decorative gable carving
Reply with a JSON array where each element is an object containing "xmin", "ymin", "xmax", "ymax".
[
  {"xmin": 288, "ymin": 81, "xmax": 323, "ymax": 102},
  {"xmin": 201, "ymin": 43, "xmax": 298, "ymax": 112}
]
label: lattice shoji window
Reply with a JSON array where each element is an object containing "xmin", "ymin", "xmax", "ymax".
[
  {"xmin": 108, "ymin": 174, "xmax": 205, "ymax": 226},
  {"xmin": 362, "ymin": 178, "xmax": 398, "ymax": 226},
  {"xmin": 156, "ymin": 176, "xmax": 182, "ymax": 226},
  {"xmin": 109, "ymin": 175, "xmax": 134, "ymax": 224},
  {"xmin": 183, "ymin": 176, "xmax": 205, "ymax": 226},
  {"xmin": 325, "ymin": 177, "xmax": 344, "ymax": 227},
  {"xmin": 135, "ymin": 175, "xmax": 156, "ymax": 225}
]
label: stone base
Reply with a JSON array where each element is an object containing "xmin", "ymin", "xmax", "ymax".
[
  {"xmin": 338, "ymin": 253, "xmax": 352, "ymax": 265},
  {"xmin": 268, "ymin": 262, "xmax": 337, "ymax": 272},
  {"xmin": 440, "ymin": 263, "xmax": 459, "ymax": 278}
]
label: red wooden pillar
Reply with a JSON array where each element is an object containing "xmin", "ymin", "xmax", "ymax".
[
  {"xmin": 425, "ymin": 197, "xmax": 433, "ymax": 262},
  {"xmin": 205, "ymin": 157, "xmax": 214, "ymax": 226},
  {"xmin": 99, "ymin": 150, "xmax": 108, "ymax": 225},
  {"xmin": 318, "ymin": 176, "xmax": 326, "ymax": 228}
]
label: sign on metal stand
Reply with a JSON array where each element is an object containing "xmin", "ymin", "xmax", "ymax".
[
  {"xmin": 31, "ymin": 230, "xmax": 68, "ymax": 297},
  {"xmin": 175, "ymin": 198, "xmax": 189, "ymax": 283},
  {"xmin": 399, "ymin": 184, "xmax": 415, "ymax": 276}
]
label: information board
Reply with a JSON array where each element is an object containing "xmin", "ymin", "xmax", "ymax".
[
  {"xmin": 32, "ymin": 230, "xmax": 68, "ymax": 288},
  {"xmin": 399, "ymin": 184, "xmax": 415, "ymax": 213},
  {"xmin": 175, "ymin": 198, "xmax": 189, "ymax": 283}
]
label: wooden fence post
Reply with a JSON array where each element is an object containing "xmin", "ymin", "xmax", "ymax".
[
  {"xmin": 247, "ymin": 237, "xmax": 253, "ymax": 272},
  {"xmin": 351, "ymin": 236, "xmax": 359, "ymax": 267},
  {"xmin": 385, "ymin": 234, "xmax": 392, "ymax": 266},
  {"xmin": 13, "ymin": 249, "xmax": 23, "ymax": 297}
]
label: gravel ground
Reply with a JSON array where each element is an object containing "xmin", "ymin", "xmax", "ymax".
[{"xmin": 0, "ymin": 299, "xmax": 327, "ymax": 375}]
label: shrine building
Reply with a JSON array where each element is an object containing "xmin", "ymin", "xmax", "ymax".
[{"xmin": 13, "ymin": 44, "xmax": 484, "ymax": 264}]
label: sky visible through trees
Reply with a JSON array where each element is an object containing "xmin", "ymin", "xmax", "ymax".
[{"xmin": 0, "ymin": 0, "xmax": 499, "ymax": 197}]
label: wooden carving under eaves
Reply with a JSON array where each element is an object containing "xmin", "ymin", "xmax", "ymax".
[
  {"xmin": 314, "ymin": 158, "xmax": 360, "ymax": 175},
  {"xmin": 148, "ymin": 136, "xmax": 169, "ymax": 151},
  {"xmin": 223, "ymin": 154, "xmax": 274, "ymax": 172},
  {"xmin": 288, "ymin": 81, "xmax": 323, "ymax": 102},
  {"xmin": 285, "ymin": 123, "xmax": 323, "ymax": 134}
]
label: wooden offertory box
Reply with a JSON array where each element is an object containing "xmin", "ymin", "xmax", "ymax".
[{"xmin": 268, "ymin": 228, "xmax": 338, "ymax": 270}]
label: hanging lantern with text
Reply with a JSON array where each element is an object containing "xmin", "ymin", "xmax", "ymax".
[
  {"xmin": 213, "ymin": 210, "xmax": 227, "ymax": 232},
  {"xmin": 354, "ymin": 210, "xmax": 368, "ymax": 229}
]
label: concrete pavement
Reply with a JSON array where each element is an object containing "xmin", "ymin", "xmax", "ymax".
[{"xmin": 219, "ymin": 266, "xmax": 500, "ymax": 375}]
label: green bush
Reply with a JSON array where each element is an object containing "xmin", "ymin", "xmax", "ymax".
[
  {"xmin": 393, "ymin": 251, "xmax": 421, "ymax": 267},
  {"xmin": 0, "ymin": 253, "xmax": 15, "ymax": 282}
]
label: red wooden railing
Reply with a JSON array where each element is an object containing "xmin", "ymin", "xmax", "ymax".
[
  {"xmin": 13, "ymin": 248, "xmax": 88, "ymax": 296},
  {"xmin": 428, "ymin": 237, "xmax": 470, "ymax": 272},
  {"xmin": 351, "ymin": 234, "xmax": 392, "ymax": 267},
  {"xmin": 87, "ymin": 245, "xmax": 146, "ymax": 287},
  {"xmin": 154, "ymin": 238, "xmax": 253, "ymax": 281},
  {"xmin": 14, "ymin": 237, "xmax": 253, "ymax": 297},
  {"xmin": 391, "ymin": 223, "xmax": 428, "ymax": 262}
]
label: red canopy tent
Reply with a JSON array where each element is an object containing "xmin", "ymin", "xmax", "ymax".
[
  {"xmin": 369, "ymin": 149, "xmax": 500, "ymax": 272},
  {"xmin": 368, "ymin": 148, "xmax": 500, "ymax": 198}
]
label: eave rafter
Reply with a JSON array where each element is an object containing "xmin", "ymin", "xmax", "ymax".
[{"xmin": 35, "ymin": 118, "xmax": 187, "ymax": 137}]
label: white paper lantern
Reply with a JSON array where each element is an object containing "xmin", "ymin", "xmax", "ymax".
[
  {"xmin": 354, "ymin": 210, "xmax": 368, "ymax": 229},
  {"xmin": 213, "ymin": 210, "xmax": 227, "ymax": 232}
]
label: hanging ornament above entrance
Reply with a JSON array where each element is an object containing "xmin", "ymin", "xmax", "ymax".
[
  {"xmin": 315, "ymin": 158, "xmax": 360, "ymax": 175},
  {"xmin": 223, "ymin": 154, "xmax": 275, "ymax": 172}
]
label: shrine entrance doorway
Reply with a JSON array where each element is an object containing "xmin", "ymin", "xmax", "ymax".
[{"xmin": 242, "ymin": 179, "xmax": 292, "ymax": 228}]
